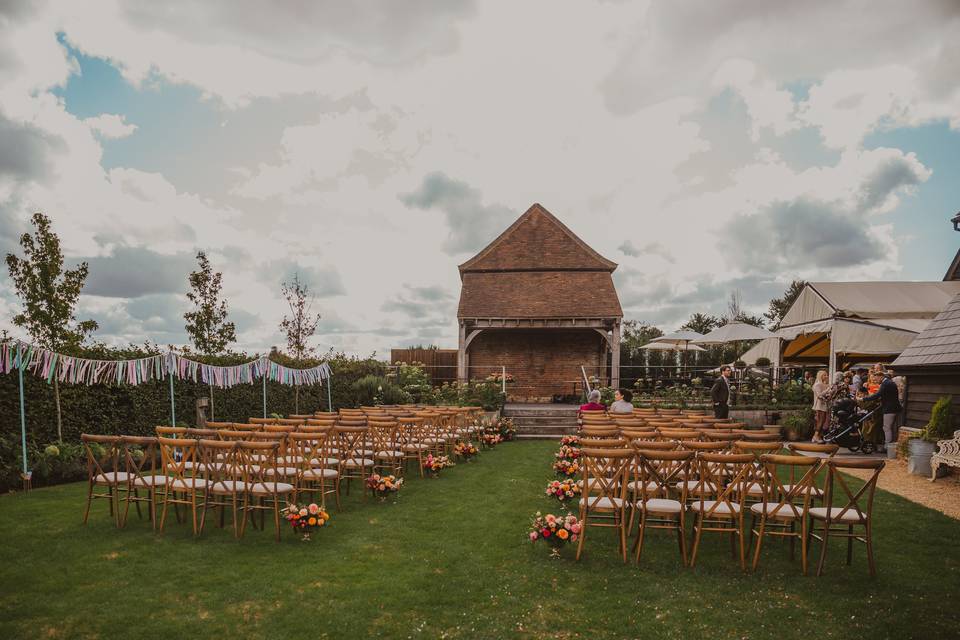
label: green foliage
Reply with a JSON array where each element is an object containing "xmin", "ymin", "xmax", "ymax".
[
  {"xmin": 781, "ymin": 407, "xmax": 815, "ymax": 440},
  {"xmin": 352, "ymin": 375, "xmax": 387, "ymax": 406},
  {"xmin": 183, "ymin": 251, "xmax": 236, "ymax": 355},
  {"xmin": 380, "ymin": 384, "xmax": 411, "ymax": 405},
  {"xmin": 755, "ymin": 357, "xmax": 772, "ymax": 367},
  {"xmin": 389, "ymin": 362, "xmax": 434, "ymax": 403},
  {"xmin": 923, "ymin": 396, "xmax": 954, "ymax": 442},
  {"xmin": 774, "ymin": 379, "xmax": 813, "ymax": 405}
]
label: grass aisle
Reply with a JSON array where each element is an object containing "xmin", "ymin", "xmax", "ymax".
[{"xmin": 1, "ymin": 441, "xmax": 959, "ymax": 639}]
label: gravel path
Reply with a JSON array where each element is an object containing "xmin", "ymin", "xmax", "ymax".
[{"xmin": 844, "ymin": 459, "xmax": 960, "ymax": 520}]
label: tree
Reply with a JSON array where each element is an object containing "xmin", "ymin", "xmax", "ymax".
[
  {"xmin": 681, "ymin": 313, "xmax": 722, "ymax": 335},
  {"xmin": 619, "ymin": 320, "xmax": 663, "ymax": 361},
  {"xmin": 279, "ymin": 273, "xmax": 321, "ymax": 413},
  {"xmin": 764, "ymin": 279, "xmax": 807, "ymax": 327},
  {"xmin": 5, "ymin": 212, "xmax": 99, "ymax": 441},
  {"xmin": 183, "ymin": 251, "xmax": 236, "ymax": 420}
]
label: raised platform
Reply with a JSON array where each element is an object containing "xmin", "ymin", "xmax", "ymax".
[{"xmin": 503, "ymin": 403, "xmax": 579, "ymax": 439}]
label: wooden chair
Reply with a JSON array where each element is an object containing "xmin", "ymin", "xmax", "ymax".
[
  {"xmin": 205, "ymin": 421, "xmax": 233, "ymax": 430},
  {"xmin": 157, "ymin": 436, "xmax": 208, "ymax": 536},
  {"xmin": 119, "ymin": 435, "xmax": 165, "ymax": 529},
  {"xmin": 370, "ymin": 419, "xmax": 404, "ymax": 477},
  {"xmin": 336, "ymin": 425, "xmax": 373, "ymax": 496},
  {"xmin": 398, "ymin": 416, "xmax": 429, "ymax": 477},
  {"xmin": 750, "ymin": 454, "xmax": 820, "ymax": 573},
  {"xmin": 197, "ymin": 440, "xmax": 244, "ymax": 538},
  {"xmin": 249, "ymin": 417, "xmax": 278, "ymax": 426},
  {"xmin": 632, "ymin": 449, "xmax": 693, "ymax": 565},
  {"xmin": 784, "ymin": 442, "xmax": 839, "ymax": 503},
  {"xmin": 185, "ymin": 427, "xmax": 218, "ymax": 439},
  {"xmin": 576, "ymin": 447, "xmax": 634, "ymax": 562},
  {"xmin": 81, "ymin": 434, "xmax": 125, "ymax": 527},
  {"xmin": 236, "ymin": 441, "xmax": 293, "ymax": 541},
  {"xmin": 733, "ymin": 440, "xmax": 783, "ymax": 504},
  {"xmin": 809, "ymin": 458, "xmax": 884, "ymax": 577},
  {"xmin": 155, "ymin": 426, "xmax": 186, "ymax": 437},
  {"xmin": 289, "ymin": 430, "xmax": 340, "ymax": 510},
  {"xmin": 689, "ymin": 453, "xmax": 756, "ymax": 570},
  {"xmin": 581, "ymin": 426, "xmax": 621, "ymax": 439}
]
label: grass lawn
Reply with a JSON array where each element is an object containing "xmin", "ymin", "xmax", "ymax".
[{"xmin": 1, "ymin": 440, "xmax": 958, "ymax": 639}]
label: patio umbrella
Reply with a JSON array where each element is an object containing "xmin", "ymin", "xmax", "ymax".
[
  {"xmin": 652, "ymin": 330, "xmax": 705, "ymax": 372},
  {"xmin": 639, "ymin": 341, "xmax": 706, "ymax": 352},
  {"xmin": 694, "ymin": 321, "xmax": 776, "ymax": 364}
]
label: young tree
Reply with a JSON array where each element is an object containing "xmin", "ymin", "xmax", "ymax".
[
  {"xmin": 681, "ymin": 312, "xmax": 722, "ymax": 335},
  {"xmin": 183, "ymin": 251, "xmax": 236, "ymax": 420},
  {"xmin": 279, "ymin": 273, "xmax": 322, "ymax": 413},
  {"xmin": 5, "ymin": 212, "xmax": 99, "ymax": 441},
  {"xmin": 764, "ymin": 279, "xmax": 807, "ymax": 327}
]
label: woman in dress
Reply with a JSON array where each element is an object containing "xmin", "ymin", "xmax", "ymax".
[{"xmin": 811, "ymin": 370, "xmax": 830, "ymax": 443}]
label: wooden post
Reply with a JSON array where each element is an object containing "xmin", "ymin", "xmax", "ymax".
[
  {"xmin": 457, "ymin": 322, "xmax": 467, "ymax": 382},
  {"xmin": 611, "ymin": 322, "xmax": 621, "ymax": 389}
]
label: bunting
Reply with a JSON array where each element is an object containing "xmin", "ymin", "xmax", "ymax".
[{"xmin": 0, "ymin": 340, "xmax": 331, "ymax": 388}]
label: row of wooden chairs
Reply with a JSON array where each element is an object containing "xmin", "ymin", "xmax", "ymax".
[{"xmin": 571, "ymin": 442, "xmax": 883, "ymax": 576}]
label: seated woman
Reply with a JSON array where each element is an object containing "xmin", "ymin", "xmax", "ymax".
[
  {"xmin": 608, "ymin": 388, "xmax": 634, "ymax": 414},
  {"xmin": 579, "ymin": 389, "xmax": 606, "ymax": 412}
]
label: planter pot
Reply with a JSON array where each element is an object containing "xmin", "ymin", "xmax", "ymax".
[
  {"xmin": 784, "ymin": 429, "xmax": 799, "ymax": 442},
  {"xmin": 762, "ymin": 425, "xmax": 783, "ymax": 438},
  {"xmin": 907, "ymin": 439, "xmax": 936, "ymax": 476}
]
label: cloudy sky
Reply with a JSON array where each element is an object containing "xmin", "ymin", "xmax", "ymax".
[{"xmin": 1, "ymin": 1, "xmax": 958, "ymax": 357}]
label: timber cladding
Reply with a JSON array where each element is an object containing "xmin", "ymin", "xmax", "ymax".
[
  {"xmin": 390, "ymin": 348, "xmax": 458, "ymax": 385},
  {"xmin": 467, "ymin": 329, "xmax": 604, "ymax": 402},
  {"xmin": 902, "ymin": 370, "xmax": 960, "ymax": 430}
]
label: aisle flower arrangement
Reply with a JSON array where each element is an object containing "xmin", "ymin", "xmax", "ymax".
[
  {"xmin": 423, "ymin": 454, "xmax": 455, "ymax": 477},
  {"xmin": 497, "ymin": 417, "xmax": 516, "ymax": 441},
  {"xmin": 544, "ymin": 479, "xmax": 581, "ymax": 506},
  {"xmin": 553, "ymin": 458, "xmax": 579, "ymax": 478},
  {"xmin": 554, "ymin": 445, "xmax": 581, "ymax": 462},
  {"xmin": 365, "ymin": 474, "xmax": 403, "ymax": 501},
  {"xmin": 454, "ymin": 441, "xmax": 479, "ymax": 461},
  {"xmin": 284, "ymin": 502, "xmax": 330, "ymax": 541},
  {"xmin": 559, "ymin": 435, "xmax": 580, "ymax": 448},
  {"xmin": 482, "ymin": 432, "xmax": 503, "ymax": 447},
  {"xmin": 528, "ymin": 512, "xmax": 581, "ymax": 558}
]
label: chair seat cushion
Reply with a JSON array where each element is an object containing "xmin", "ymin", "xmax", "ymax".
[
  {"xmin": 208, "ymin": 480, "xmax": 248, "ymax": 493},
  {"xmin": 302, "ymin": 468, "xmax": 339, "ymax": 480},
  {"xmin": 583, "ymin": 496, "xmax": 625, "ymax": 510},
  {"xmin": 639, "ymin": 498, "xmax": 683, "ymax": 514},
  {"xmin": 132, "ymin": 474, "xmax": 168, "ymax": 487},
  {"xmin": 310, "ymin": 457, "xmax": 340, "ymax": 467},
  {"xmin": 781, "ymin": 484, "xmax": 824, "ymax": 497},
  {"xmin": 750, "ymin": 502, "xmax": 803, "ymax": 519},
  {"xmin": 375, "ymin": 450, "xmax": 404, "ymax": 459},
  {"xmin": 170, "ymin": 477, "xmax": 210, "ymax": 491},
  {"xmin": 249, "ymin": 481, "xmax": 294, "ymax": 495},
  {"xmin": 94, "ymin": 471, "xmax": 130, "ymax": 484},
  {"xmin": 690, "ymin": 500, "xmax": 741, "ymax": 515},
  {"xmin": 343, "ymin": 458, "xmax": 375, "ymax": 468},
  {"xmin": 265, "ymin": 466, "xmax": 299, "ymax": 476},
  {"xmin": 737, "ymin": 482, "xmax": 764, "ymax": 496},
  {"xmin": 402, "ymin": 444, "xmax": 430, "ymax": 451},
  {"xmin": 674, "ymin": 480, "xmax": 718, "ymax": 494},
  {"xmin": 626, "ymin": 480, "xmax": 660, "ymax": 493},
  {"xmin": 808, "ymin": 506, "xmax": 866, "ymax": 523}
]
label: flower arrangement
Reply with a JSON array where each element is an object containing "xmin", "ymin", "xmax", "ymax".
[
  {"xmin": 553, "ymin": 458, "xmax": 579, "ymax": 478},
  {"xmin": 528, "ymin": 512, "xmax": 581, "ymax": 557},
  {"xmin": 482, "ymin": 432, "xmax": 503, "ymax": 447},
  {"xmin": 544, "ymin": 479, "xmax": 581, "ymax": 505},
  {"xmin": 497, "ymin": 417, "xmax": 516, "ymax": 441},
  {"xmin": 454, "ymin": 441, "xmax": 479, "ymax": 461},
  {"xmin": 559, "ymin": 435, "xmax": 580, "ymax": 448},
  {"xmin": 284, "ymin": 502, "xmax": 330, "ymax": 541},
  {"xmin": 554, "ymin": 445, "xmax": 581, "ymax": 462},
  {"xmin": 423, "ymin": 453, "xmax": 455, "ymax": 477},
  {"xmin": 365, "ymin": 474, "xmax": 403, "ymax": 501},
  {"xmin": 486, "ymin": 371, "xmax": 515, "ymax": 383}
]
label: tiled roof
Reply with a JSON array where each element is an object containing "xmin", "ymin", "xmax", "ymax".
[
  {"xmin": 893, "ymin": 292, "xmax": 960, "ymax": 368},
  {"xmin": 458, "ymin": 271, "xmax": 623, "ymax": 319}
]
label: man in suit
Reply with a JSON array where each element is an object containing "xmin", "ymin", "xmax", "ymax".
[
  {"xmin": 711, "ymin": 366, "xmax": 733, "ymax": 419},
  {"xmin": 861, "ymin": 369, "xmax": 902, "ymax": 454}
]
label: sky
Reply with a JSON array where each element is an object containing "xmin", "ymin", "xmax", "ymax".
[{"xmin": 1, "ymin": 0, "xmax": 958, "ymax": 358}]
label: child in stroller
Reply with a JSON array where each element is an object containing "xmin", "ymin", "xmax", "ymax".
[{"xmin": 822, "ymin": 398, "xmax": 880, "ymax": 454}]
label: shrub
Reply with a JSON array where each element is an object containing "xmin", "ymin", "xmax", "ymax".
[
  {"xmin": 352, "ymin": 375, "xmax": 387, "ymax": 406},
  {"xmin": 781, "ymin": 408, "xmax": 814, "ymax": 440},
  {"xmin": 755, "ymin": 357, "xmax": 771, "ymax": 367},
  {"xmin": 924, "ymin": 396, "xmax": 954, "ymax": 443}
]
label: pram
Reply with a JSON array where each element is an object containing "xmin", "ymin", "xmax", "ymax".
[{"xmin": 822, "ymin": 398, "xmax": 880, "ymax": 454}]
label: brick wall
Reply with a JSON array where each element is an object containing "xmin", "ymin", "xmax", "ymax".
[{"xmin": 466, "ymin": 329, "xmax": 604, "ymax": 402}]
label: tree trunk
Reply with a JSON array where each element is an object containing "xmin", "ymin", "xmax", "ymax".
[
  {"xmin": 53, "ymin": 376, "xmax": 63, "ymax": 442},
  {"xmin": 295, "ymin": 386, "xmax": 300, "ymax": 415},
  {"xmin": 209, "ymin": 382, "xmax": 215, "ymax": 422}
]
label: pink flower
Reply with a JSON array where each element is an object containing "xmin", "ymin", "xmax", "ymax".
[
  {"xmin": 308, "ymin": 503, "xmax": 319, "ymax": 515},
  {"xmin": 545, "ymin": 514, "xmax": 557, "ymax": 525},
  {"xmin": 529, "ymin": 531, "xmax": 538, "ymax": 541},
  {"xmin": 570, "ymin": 523, "xmax": 581, "ymax": 534}
]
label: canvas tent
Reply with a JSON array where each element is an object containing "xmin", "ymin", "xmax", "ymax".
[{"xmin": 740, "ymin": 281, "xmax": 960, "ymax": 375}]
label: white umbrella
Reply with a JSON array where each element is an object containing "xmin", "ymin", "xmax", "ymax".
[
  {"xmin": 653, "ymin": 330, "xmax": 705, "ymax": 345},
  {"xmin": 640, "ymin": 341, "xmax": 705, "ymax": 352},
  {"xmin": 694, "ymin": 321, "xmax": 775, "ymax": 344}
]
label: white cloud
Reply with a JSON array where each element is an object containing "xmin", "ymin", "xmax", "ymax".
[{"xmin": 84, "ymin": 113, "xmax": 137, "ymax": 139}]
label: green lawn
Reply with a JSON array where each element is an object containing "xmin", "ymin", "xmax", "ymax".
[{"xmin": 1, "ymin": 441, "xmax": 958, "ymax": 639}]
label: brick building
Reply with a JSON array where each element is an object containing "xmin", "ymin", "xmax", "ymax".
[{"xmin": 456, "ymin": 203, "xmax": 623, "ymax": 402}]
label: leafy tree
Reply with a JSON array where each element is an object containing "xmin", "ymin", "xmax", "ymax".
[
  {"xmin": 183, "ymin": 251, "xmax": 236, "ymax": 419},
  {"xmin": 5, "ymin": 212, "xmax": 98, "ymax": 441},
  {"xmin": 764, "ymin": 279, "xmax": 807, "ymax": 327},
  {"xmin": 279, "ymin": 273, "xmax": 321, "ymax": 413},
  {"xmin": 681, "ymin": 313, "xmax": 722, "ymax": 335},
  {"xmin": 619, "ymin": 320, "xmax": 663, "ymax": 360}
]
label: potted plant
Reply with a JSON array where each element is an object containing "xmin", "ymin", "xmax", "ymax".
[{"xmin": 908, "ymin": 396, "xmax": 953, "ymax": 477}]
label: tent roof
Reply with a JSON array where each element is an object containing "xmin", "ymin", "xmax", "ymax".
[
  {"xmin": 781, "ymin": 281, "xmax": 960, "ymax": 326},
  {"xmin": 893, "ymin": 292, "xmax": 960, "ymax": 368}
]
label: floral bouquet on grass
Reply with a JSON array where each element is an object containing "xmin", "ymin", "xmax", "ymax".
[
  {"xmin": 365, "ymin": 474, "xmax": 403, "ymax": 501},
  {"xmin": 554, "ymin": 445, "xmax": 581, "ymax": 462},
  {"xmin": 284, "ymin": 503, "xmax": 330, "ymax": 541},
  {"xmin": 559, "ymin": 435, "xmax": 580, "ymax": 448},
  {"xmin": 528, "ymin": 512, "xmax": 581, "ymax": 558},
  {"xmin": 545, "ymin": 479, "xmax": 581, "ymax": 506},
  {"xmin": 497, "ymin": 417, "xmax": 517, "ymax": 441},
  {"xmin": 553, "ymin": 458, "xmax": 579, "ymax": 478},
  {"xmin": 454, "ymin": 441, "xmax": 479, "ymax": 461},
  {"xmin": 423, "ymin": 453, "xmax": 455, "ymax": 477},
  {"xmin": 482, "ymin": 432, "xmax": 503, "ymax": 447}
]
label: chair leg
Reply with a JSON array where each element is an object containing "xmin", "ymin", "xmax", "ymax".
[
  {"xmin": 846, "ymin": 524, "xmax": 854, "ymax": 565},
  {"xmin": 575, "ymin": 512, "xmax": 588, "ymax": 561},
  {"xmin": 239, "ymin": 495, "xmax": 249, "ymax": 538},
  {"xmin": 273, "ymin": 497, "xmax": 282, "ymax": 542},
  {"xmin": 737, "ymin": 516, "xmax": 746, "ymax": 571},
  {"xmin": 800, "ymin": 518, "xmax": 808, "ymax": 576},
  {"xmin": 82, "ymin": 480, "xmax": 94, "ymax": 524},
  {"xmin": 677, "ymin": 513, "xmax": 688, "ymax": 566},
  {"xmin": 752, "ymin": 516, "xmax": 766, "ymax": 571},
  {"xmin": 865, "ymin": 521, "xmax": 876, "ymax": 577},
  {"xmin": 619, "ymin": 509, "xmax": 627, "ymax": 563},
  {"xmin": 816, "ymin": 521, "xmax": 830, "ymax": 577},
  {"xmin": 690, "ymin": 517, "xmax": 704, "ymax": 568},
  {"xmin": 191, "ymin": 490, "xmax": 199, "ymax": 536},
  {"xmin": 231, "ymin": 493, "xmax": 239, "ymax": 539},
  {"xmin": 158, "ymin": 487, "xmax": 170, "ymax": 534}
]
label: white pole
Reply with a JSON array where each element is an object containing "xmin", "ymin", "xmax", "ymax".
[{"xmin": 501, "ymin": 365, "xmax": 506, "ymax": 395}]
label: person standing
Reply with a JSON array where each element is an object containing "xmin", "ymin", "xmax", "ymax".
[
  {"xmin": 861, "ymin": 370, "xmax": 902, "ymax": 454},
  {"xmin": 711, "ymin": 366, "xmax": 733, "ymax": 419},
  {"xmin": 850, "ymin": 369, "xmax": 863, "ymax": 395},
  {"xmin": 811, "ymin": 369, "xmax": 830, "ymax": 443},
  {"xmin": 609, "ymin": 388, "xmax": 634, "ymax": 414}
]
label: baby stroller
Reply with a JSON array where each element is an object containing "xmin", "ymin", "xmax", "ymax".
[{"xmin": 823, "ymin": 398, "xmax": 880, "ymax": 454}]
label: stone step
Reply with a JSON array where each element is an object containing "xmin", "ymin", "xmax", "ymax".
[
  {"xmin": 516, "ymin": 433, "xmax": 563, "ymax": 441},
  {"xmin": 514, "ymin": 423, "xmax": 578, "ymax": 436},
  {"xmin": 503, "ymin": 408, "xmax": 579, "ymax": 418},
  {"xmin": 507, "ymin": 415, "xmax": 579, "ymax": 426}
]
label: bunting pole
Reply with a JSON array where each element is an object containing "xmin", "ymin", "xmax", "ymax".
[
  {"xmin": 262, "ymin": 358, "xmax": 267, "ymax": 419},
  {"xmin": 326, "ymin": 373, "xmax": 333, "ymax": 412},
  {"xmin": 168, "ymin": 353, "xmax": 176, "ymax": 426},
  {"xmin": 17, "ymin": 344, "xmax": 29, "ymax": 480}
]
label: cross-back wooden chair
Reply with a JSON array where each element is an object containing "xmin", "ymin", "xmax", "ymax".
[
  {"xmin": 236, "ymin": 441, "xmax": 292, "ymax": 541},
  {"xmin": 657, "ymin": 428, "xmax": 700, "ymax": 442},
  {"xmin": 155, "ymin": 426, "xmax": 186, "ymax": 437},
  {"xmin": 580, "ymin": 427, "xmax": 620, "ymax": 440},
  {"xmin": 369, "ymin": 419, "xmax": 404, "ymax": 477},
  {"xmin": 632, "ymin": 449, "xmax": 693, "ymax": 565},
  {"xmin": 809, "ymin": 458, "xmax": 884, "ymax": 577},
  {"xmin": 120, "ymin": 435, "xmax": 165, "ymax": 529},
  {"xmin": 185, "ymin": 427, "xmax": 218, "ymax": 439},
  {"xmin": 197, "ymin": 439, "xmax": 244, "ymax": 538},
  {"xmin": 700, "ymin": 431, "xmax": 740, "ymax": 444},
  {"xmin": 785, "ymin": 442, "xmax": 839, "ymax": 503},
  {"xmin": 81, "ymin": 434, "xmax": 125, "ymax": 527},
  {"xmin": 733, "ymin": 440, "xmax": 783, "ymax": 504},
  {"xmin": 289, "ymin": 430, "xmax": 340, "ymax": 509},
  {"xmin": 750, "ymin": 453, "xmax": 820, "ymax": 573},
  {"xmin": 336, "ymin": 425, "xmax": 373, "ymax": 497},
  {"xmin": 205, "ymin": 421, "xmax": 234, "ymax": 430},
  {"xmin": 231, "ymin": 423, "xmax": 262, "ymax": 431},
  {"xmin": 157, "ymin": 436, "xmax": 207, "ymax": 535},
  {"xmin": 689, "ymin": 452, "xmax": 757, "ymax": 570},
  {"xmin": 576, "ymin": 447, "xmax": 633, "ymax": 562},
  {"xmin": 398, "ymin": 416, "xmax": 429, "ymax": 477},
  {"xmin": 249, "ymin": 417, "xmax": 277, "ymax": 426}
]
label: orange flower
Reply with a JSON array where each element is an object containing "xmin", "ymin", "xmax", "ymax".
[
  {"xmin": 556, "ymin": 528, "xmax": 569, "ymax": 540},
  {"xmin": 308, "ymin": 517, "xmax": 317, "ymax": 526}
]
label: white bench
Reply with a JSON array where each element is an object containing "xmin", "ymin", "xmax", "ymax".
[{"xmin": 931, "ymin": 429, "xmax": 960, "ymax": 481}]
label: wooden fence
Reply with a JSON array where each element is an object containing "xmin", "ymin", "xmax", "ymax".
[{"xmin": 390, "ymin": 348, "xmax": 458, "ymax": 385}]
